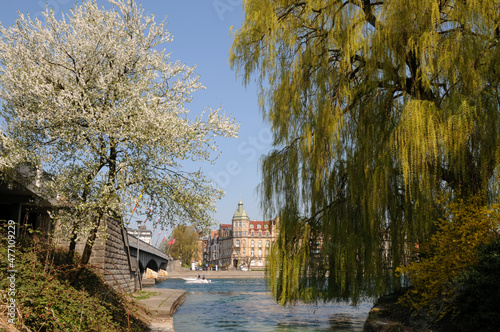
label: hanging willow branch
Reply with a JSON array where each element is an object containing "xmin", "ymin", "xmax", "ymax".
[{"xmin": 232, "ymin": 0, "xmax": 500, "ymax": 303}]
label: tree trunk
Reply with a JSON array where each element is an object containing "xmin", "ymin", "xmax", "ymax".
[
  {"xmin": 80, "ymin": 215, "xmax": 102, "ymax": 266},
  {"xmin": 70, "ymin": 214, "xmax": 103, "ymax": 285}
]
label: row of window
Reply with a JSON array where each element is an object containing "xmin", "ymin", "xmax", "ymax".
[
  {"xmin": 235, "ymin": 240, "xmax": 270, "ymax": 247},
  {"xmin": 235, "ymin": 248, "xmax": 268, "ymax": 257},
  {"xmin": 233, "ymin": 231, "xmax": 271, "ymax": 237},
  {"xmin": 233, "ymin": 221, "xmax": 270, "ymax": 229}
]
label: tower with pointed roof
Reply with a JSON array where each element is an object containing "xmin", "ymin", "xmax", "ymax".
[
  {"xmin": 208, "ymin": 200, "xmax": 277, "ymax": 270},
  {"xmin": 232, "ymin": 200, "xmax": 250, "ymax": 222}
]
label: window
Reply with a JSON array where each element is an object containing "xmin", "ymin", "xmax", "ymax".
[
  {"xmin": 236, "ymin": 240, "xmax": 240, "ymax": 247},
  {"xmin": 259, "ymin": 232, "xmax": 262, "ymax": 237},
  {"xmin": 258, "ymin": 249, "xmax": 262, "ymax": 257},
  {"xmin": 264, "ymin": 224, "xmax": 268, "ymax": 229},
  {"xmin": 257, "ymin": 224, "xmax": 261, "ymax": 228},
  {"xmin": 266, "ymin": 240, "xmax": 270, "ymax": 247},
  {"xmin": 243, "ymin": 249, "xmax": 246, "ymax": 255},
  {"xmin": 250, "ymin": 224, "xmax": 254, "ymax": 228},
  {"xmin": 236, "ymin": 250, "xmax": 240, "ymax": 255},
  {"xmin": 251, "ymin": 249, "xmax": 255, "ymax": 256},
  {"xmin": 242, "ymin": 221, "xmax": 246, "ymax": 227},
  {"xmin": 251, "ymin": 240, "xmax": 255, "ymax": 247},
  {"xmin": 243, "ymin": 231, "xmax": 246, "ymax": 236},
  {"xmin": 258, "ymin": 240, "xmax": 262, "ymax": 247}
]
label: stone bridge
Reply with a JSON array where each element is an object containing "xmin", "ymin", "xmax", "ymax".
[
  {"xmin": 128, "ymin": 234, "xmax": 169, "ymax": 274},
  {"xmin": 87, "ymin": 218, "xmax": 170, "ymax": 292}
]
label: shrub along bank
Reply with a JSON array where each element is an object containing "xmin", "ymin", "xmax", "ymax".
[
  {"xmin": 0, "ymin": 232, "xmax": 150, "ymax": 331},
  {"xmin": 367, "ymin": 197, "xmax": 500, "ymax": 331},
  {"xmin": 366, "ymin": 238, "xmax": 500, "ymax": 332}
]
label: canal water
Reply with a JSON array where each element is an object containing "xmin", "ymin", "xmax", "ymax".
[{"xmin": 156, "ymin": 278, "xmax": 372, "ymax": 332}]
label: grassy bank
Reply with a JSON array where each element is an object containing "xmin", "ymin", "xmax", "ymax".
[{"xmin": 0, "ymin": 235, "xmax": 151, "ymax": 331}]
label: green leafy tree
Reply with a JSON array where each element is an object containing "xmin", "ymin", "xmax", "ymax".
[
  {"xmin": 168, "ymin": 225, "xmax": 200, "ymax": 266},
  {"xmin": 230, "ymin": 0, "xmax": 500, "ymax": 304},
  {"xmin": 0, "ymin": 0, "xmax": 238, "ymax": 265}
]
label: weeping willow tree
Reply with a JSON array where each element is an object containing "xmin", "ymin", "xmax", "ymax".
[{"xmin": 230, "ymin": 0, "xmax": 500, "ymax": 304}]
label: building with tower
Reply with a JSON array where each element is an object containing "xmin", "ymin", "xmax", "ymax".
[{"xmin": 203, "ymin": 200, "xmax": 277, "ymax": 270}]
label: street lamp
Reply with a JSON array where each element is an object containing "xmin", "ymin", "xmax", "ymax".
[{"xmin": 136, "ymin": 219, "xmax": 142, "ymax": 290}]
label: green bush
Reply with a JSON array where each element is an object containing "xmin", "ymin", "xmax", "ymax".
[
  {"xmin": 451, "ymin": 238, "xmax": 500, "ymax": 332},
  {"xmin": 0, "ymin": 233, "xmax": 148, "ymax": 331}
]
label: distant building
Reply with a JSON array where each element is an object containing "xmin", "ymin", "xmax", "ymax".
[
  {"xmin": 207, "ymin": 230, "xmax": 219, "ymax": 268},
  {"xmin": 218, "ymin": 222, "xmax": 233, "ymax": 267},
  {"xmin": 126, "ymin": 225, "xmax": 152, "ymax": 245},
  {"xmin": 0, "ymin": 164, "xmax": 56, "ymax": 240},
  {"xmin": 203, "ymin": 200, "xmax": 277, "ymax": 270}
]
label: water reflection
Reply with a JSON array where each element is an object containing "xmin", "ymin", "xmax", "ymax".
[
  {"xmin": 329, "ymin": 313, "xmax": 363, "ymax": 330},
  {"xmin": 157, "ymin": 278, "xmax": 371, "ymax": 332}
]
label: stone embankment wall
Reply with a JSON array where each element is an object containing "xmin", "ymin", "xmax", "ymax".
[
  {"xmin": 101, "ymin": 218, "xmax": 137, "ymax": 293},
  {"xmin": 166, "ymin": 259, "xmax": 181, "ymax": 273},
  {"xmin": 54, "ymin": 217, "xmax": 137, "ymax": 293}
]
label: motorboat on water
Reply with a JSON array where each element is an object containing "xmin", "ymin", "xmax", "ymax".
[
  {"xmin": 186, "ymin": 279, "xmax": 211, "ymax": 283},
  {"xmin": 182, "ymin": 277, "xmax": 211, "ymax": 283}
]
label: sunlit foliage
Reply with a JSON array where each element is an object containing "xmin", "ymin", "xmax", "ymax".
[
  {"xmin": 230, "ymin": 0, "xmax": 500, "ymax": 303},
  {"xmin": 166, "ymin": 225, "xmax": 200, "ymax": 266},
  {"xmin": 396, "ymin": 196, "xmax": 500, "ymax": 319}
]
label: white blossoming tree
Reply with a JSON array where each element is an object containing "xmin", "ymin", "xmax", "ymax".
[{"xmin": 0, "ymin": 0, "xmax": 238, "ymax": 265}]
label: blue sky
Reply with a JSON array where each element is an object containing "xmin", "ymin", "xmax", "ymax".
[{"xmin": 0, "ymin": 0, "xmax": 272, "ymax": 245}]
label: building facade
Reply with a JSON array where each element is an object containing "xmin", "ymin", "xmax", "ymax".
[
  {"xmin": 126, "ymin": 225, "xmax": 152, "ymax": 245},
  {"xmin": 203, "ymin": 201, "xmax": 277, "ymax": 270}
]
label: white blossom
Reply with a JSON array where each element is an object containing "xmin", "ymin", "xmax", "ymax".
[{"xmin": 0, "ymin": 0, "xmax": 239, "ymax": 237}]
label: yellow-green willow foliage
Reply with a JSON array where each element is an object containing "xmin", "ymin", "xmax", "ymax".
[
  {"xmin": 396, "ymin": 196, "xmax": 500, "ymax": 319},
  {"xmin": 230, "ymin": 0, "xmax": 500, "ymax": 303}
]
